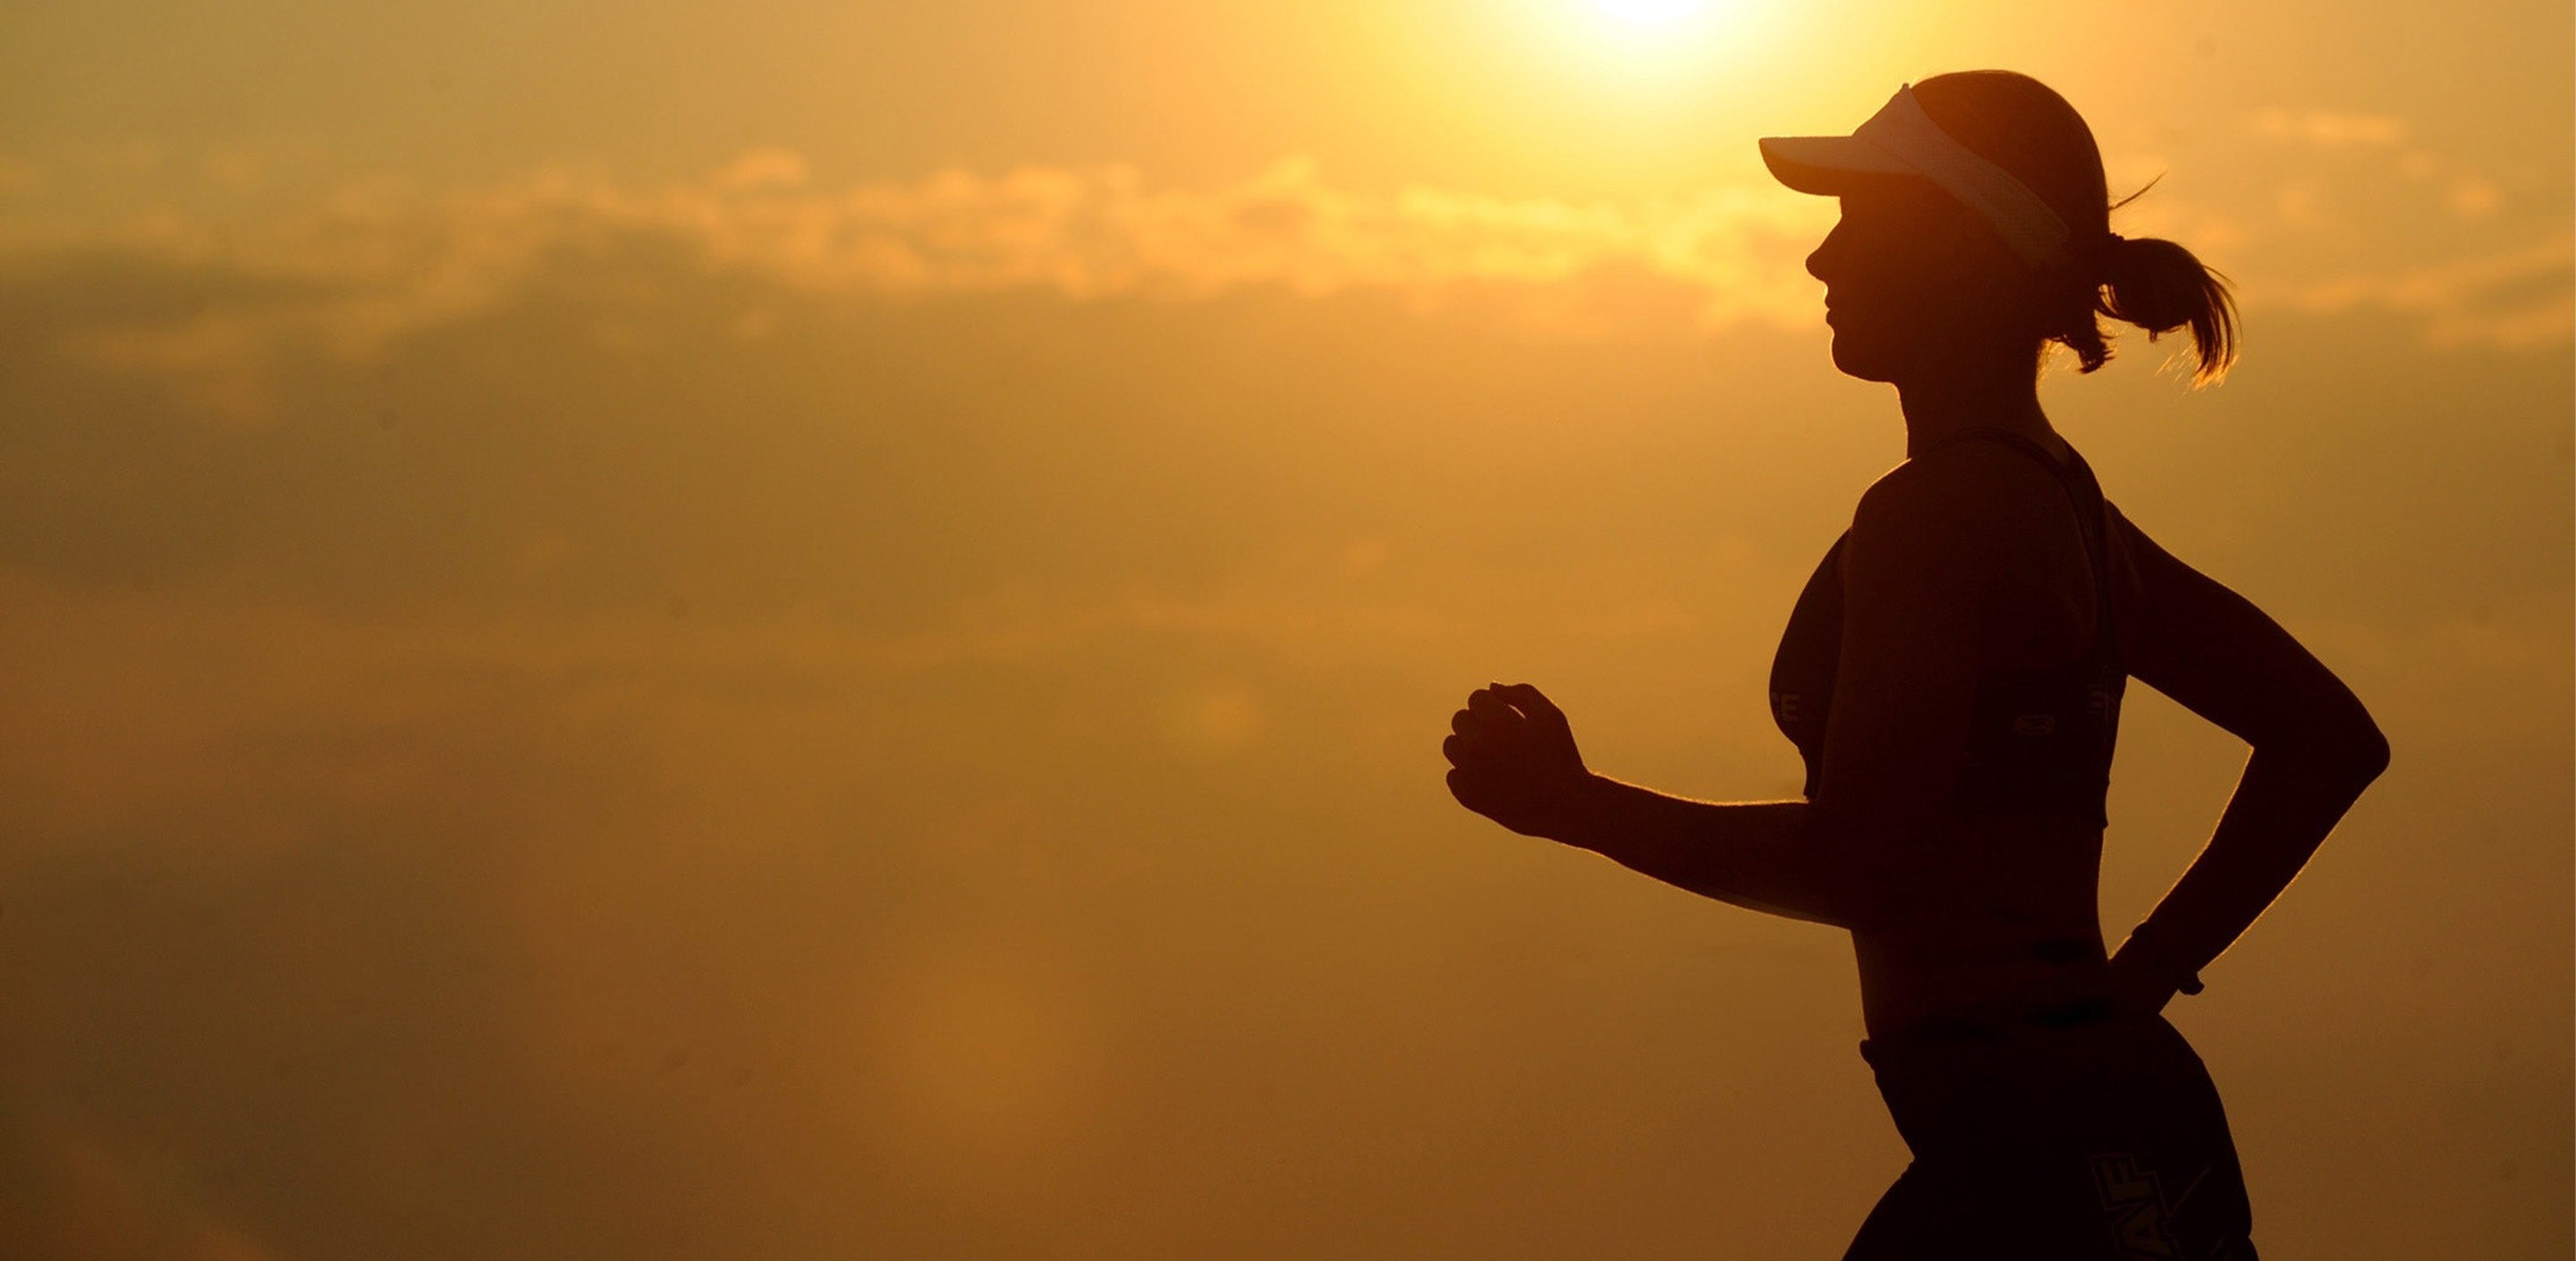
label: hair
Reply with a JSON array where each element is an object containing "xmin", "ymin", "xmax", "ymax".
[{"xmin": 1910, "ymin": 71, "xmax": 2241, "ymax": 387}]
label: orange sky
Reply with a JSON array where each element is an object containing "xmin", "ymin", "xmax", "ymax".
[{"xmin": 0, "ymin": 3, "xmax": 2568, "ymax": 1258}]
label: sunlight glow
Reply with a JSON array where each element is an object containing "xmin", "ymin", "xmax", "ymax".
[
  {"xmin": 1542, "ymin": 0, "xmax": 1773, "ymax": 81},
  {"xmin": 1589, "ymin": 0, "xmax": 1716, "ymax": 30}
]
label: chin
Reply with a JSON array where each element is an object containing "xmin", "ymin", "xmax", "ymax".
[{"xmin": 1827, "ymin": 332, "xmax": 1904, "ymax": 385}]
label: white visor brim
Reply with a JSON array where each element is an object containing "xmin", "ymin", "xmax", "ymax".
[
  {"xmin": 1758, "ymin": 83, "xmax": 2073, "ymax": 270},
  {"xmin": 1757, "ymin": 136, "xmax": 1916, "ymax": 194}
]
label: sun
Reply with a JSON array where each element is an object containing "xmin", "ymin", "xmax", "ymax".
[
  {"xmin": 1557, "ymin": 0, "xmax": 1758, "ymax": 63},
  {"xmin": 1511, "ymin": 0, "xmax": 1780, "ymax": 91},
  {"xmin": 1588, "ymin": 0, "xmax": 1717, "ymax": 30}
]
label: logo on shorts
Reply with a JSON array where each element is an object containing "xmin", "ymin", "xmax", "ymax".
[{"xmin": 2089, "ymin": 1152, "xmax": 2184, "ymax": 1259}]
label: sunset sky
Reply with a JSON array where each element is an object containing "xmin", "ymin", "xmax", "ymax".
[{"xmin": 1, "ymin": 2, "xmax": 2568, "ymax": 1257}]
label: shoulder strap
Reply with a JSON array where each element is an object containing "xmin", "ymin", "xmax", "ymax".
[{"xmin": 1915, "ymin": 427, "xmax": 2117, "ymax": 664}]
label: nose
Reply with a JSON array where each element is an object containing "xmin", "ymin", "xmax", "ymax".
[{"xmin": 1805, "ymin": 217, "xmax": 1845, "ymax": 285}]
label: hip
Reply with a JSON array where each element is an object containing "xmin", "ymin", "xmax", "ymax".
[
  {"xmin": 1859, "ymin": 1009, "xmax": 2234, "ymax": 1147},
  {"xmin": 1851, "ymin": 1011, "xmax": 2257, "ymax": 1257}
]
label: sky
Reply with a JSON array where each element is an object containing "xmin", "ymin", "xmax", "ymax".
[{"xmin": 0, "ymin": 1, "xmax": 2568, "ymax": 1257}]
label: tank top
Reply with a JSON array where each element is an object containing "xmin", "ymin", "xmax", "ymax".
[{"xmin": 1767, "ymin": 429, "xmax": 2126, "ymax": 827}]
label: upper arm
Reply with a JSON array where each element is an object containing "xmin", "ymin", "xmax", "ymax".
[{"xmin": 2109, "ymin": 504, "xmax": 2390, "ymax": 769}]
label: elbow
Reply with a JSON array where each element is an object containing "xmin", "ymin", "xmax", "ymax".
[
  {"xmin": 2349, "ymin": 720, "xmax": 2392, "ymax": 784},
  {"xmin": 2267, "ymin": 707, "xmax": 2390, "ymax": 790},
  {"xmin": 2334, "ymin": 698, "xmax": 2392, "ymax": 786}
]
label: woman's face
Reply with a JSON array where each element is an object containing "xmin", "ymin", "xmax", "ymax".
[{"xmin": 1805, "ymin": 177, "xmax": 2028, "ymax": 384}]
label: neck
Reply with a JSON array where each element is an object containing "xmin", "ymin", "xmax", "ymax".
[{"xmin": 1895, "ymin": 352, "xmax": 2053, "ymax": 459}]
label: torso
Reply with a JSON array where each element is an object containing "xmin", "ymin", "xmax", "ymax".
[{"xmin": 1768, "ymin": 428, "xmax": 2129, "ymax": 1040}]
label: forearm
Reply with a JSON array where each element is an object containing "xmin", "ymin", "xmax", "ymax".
[
  {"xmin": 1551, "ymin": 774, "xmax": 1875, "ymax": 929},
  {"xmin": 2114, "ymin": 739, "xmax": 2388, "ymax": 991}
]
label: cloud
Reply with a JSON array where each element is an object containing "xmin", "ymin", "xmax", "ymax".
[
  {"xmin": 710, "ymin": 147, "xmax": 811, "ymax": 193},
  {"xmin": 3, "ymin": 154, "xmax": 1834, "ymax": 355},
  {"xmin": 2, "ymin": 140, "xmax": 2565, "ymax": 427},
  {"xmin": 2250, "ymin": 108, "xmax": 2410, "ymax": 148},
  {"xmin": 2270, "ymin": 233, "xmax": 2576, "ymax": 349}
]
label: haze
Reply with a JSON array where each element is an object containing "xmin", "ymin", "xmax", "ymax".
[{"xmin": 0, "ymin": 1, "xmax": 2568, "ymax": 1257}]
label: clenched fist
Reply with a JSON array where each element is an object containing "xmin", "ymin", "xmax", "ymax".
[{"xmin": 1443, "ymin": 682, "xmax": 1596, "ymax": 842}]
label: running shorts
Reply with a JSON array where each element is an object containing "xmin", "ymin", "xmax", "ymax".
[{"xmin": 1842, "ymin": 1009, "xmax": 2259, "ymax": 1260}]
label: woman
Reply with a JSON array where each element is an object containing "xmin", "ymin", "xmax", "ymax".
[{"xmin": 1440, "ymin": 72, "xmax": 2389, "ymax": 1258}]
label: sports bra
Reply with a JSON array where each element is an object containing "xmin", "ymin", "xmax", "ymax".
[{"xmin": 1767, "ymin": 429, "xmax": 2126, "ymax": 827}]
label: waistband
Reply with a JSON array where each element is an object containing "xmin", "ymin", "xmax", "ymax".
[{"xmin": 1858, "ymin": 997, "xmax": 2119, "ymax": 1070}]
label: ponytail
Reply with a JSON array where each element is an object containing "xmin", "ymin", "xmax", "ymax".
[
  {"xmin": 2097, "ymin": 233, "xmax": 2240, "ymax": 387},
  {"xmin": 2045, "ymin": 228, "xmax": 2241, "ymax": 388}
]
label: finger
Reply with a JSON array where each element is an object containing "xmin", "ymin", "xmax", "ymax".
[
  {"xmin": 1447, "ymin": 765, "xmax": 1510, "ymax": 813},
  {"xmin": 1467, "ymin": 689, "xmax": 1523, "ymax": 726},
  {"xmin": 1451, "ymin": 713, "xmax": 1509, "ymax": 768},
  {"xmin": 1499, "ymin": 682, "xmax": 1563, "ymax": 722}
]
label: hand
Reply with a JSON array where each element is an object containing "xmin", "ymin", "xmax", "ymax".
[{"xmin": 1443, "ymin": 682, "xmax": 1594, "ymax": 841}]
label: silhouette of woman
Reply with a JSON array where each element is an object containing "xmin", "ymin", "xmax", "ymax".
[{"xmin": 1441, "ymin": 71, "xmax": 2388, "ymax": 1258}]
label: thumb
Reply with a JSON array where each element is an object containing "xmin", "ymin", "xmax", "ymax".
[{"xmin": 1499, "ymin": 682, "xmax": 1563, "ymax": 722}]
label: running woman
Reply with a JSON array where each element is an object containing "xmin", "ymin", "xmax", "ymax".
[{"xmin": 1441, "ymin": 70, "xmax": 2389, "ymax": 1259}]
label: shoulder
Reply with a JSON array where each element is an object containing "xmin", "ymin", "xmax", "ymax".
[
  {"xmin": 2101, "ymin": 498, "xmax": 2178, "ymax": 615},
  {"xmin": 1850, "ymin": 440, "xmax": 2067, "ymax": 562}
]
